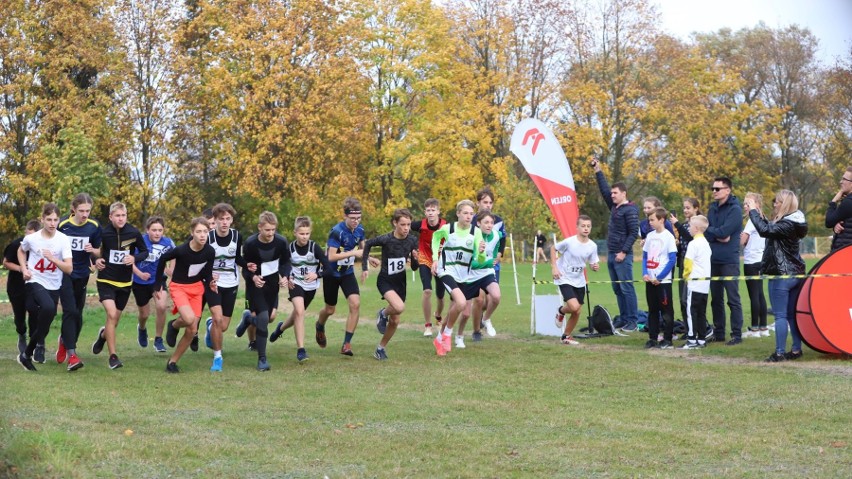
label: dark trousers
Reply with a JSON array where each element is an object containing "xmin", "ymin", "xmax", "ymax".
[
  {"xmin": 8, "ymin": 288, "xmax": 31, "ymax": 337},
  {"xmin": 710, "ymin": 263, "xmax": 743, "ymax": 340},
  {"xmin": 645, "ymin": 282, "xmax": 674, "ymax": 341},
  {"xmin": 743, "ymin": 262, "xmax": 767, "ymax": 329},
  {"xmin": 25, "ymin": 283, "xmax": 59, "ymax": 357},
  {"xmin": 685, "ymin": 290, "xmax": 708, "ymax": 340},
  {"xmin": 678, "ymin": 264, "xmax": 688, "ymax": 321},
  {"xmin": 246, "ymin": 281, "xmax": 279, "ymax": 359},
  {"xmin": 59, "ymin": 275, "xmax": 88, "ymax": 350}
]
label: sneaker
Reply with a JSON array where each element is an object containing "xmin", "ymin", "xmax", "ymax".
[
  {"xmin": 434, "ymin": 316, "xmax": 442, "ymax": 329},
  {"xmin": 424, "ymin": 323, "xmax": 433, "ymax": 337},
  {"xmin": 340, "ymin": 343, "xmax": 353, "ymax": 356},
  {"xmin": 432, "ymin": 336, "xmax": 446, "ymax": 356},
  {"xmin": 205, "ymin": 318, "xmax": 213, "ymax": 349},
  {"xmin": 137, "ymin": 325, "xmax": 148, "ymax": 348},
  {"xmin": 561, "ymin": 336, "xmax": 579, "ymax": 346},
  {"xmin": 376, "ymin": 308, "xmax": 388, "ymax": 334},
  {"xmin": 17, "ymin": 353, "xmax": 37, "ymax": 371},
  {"xmin": 166, "ymin": 320, "xmax": 178, "ymax": 348},
  {"xmin": 190, "ymin": 333, "xmax": 199, "ymax": 352},
  {"xmin": 767, "ymin": 322, "xmax": 776, "ymax": 331},
  {"xmin": 373, "ymin": 348, "xmax": 388, "ymax": 360},
  {"xmin": 621, "ymin": 322, "xmax": 637, "ymax": 332},
  {"xmin": 109, "ymin": 354, "xmax": 123, "ymax": 370},
  {"xmin": 455, "ymin": 336, "xmax": 466, "ymax": 349},
  {"xmin": 33, "ymin": 343, "xmax": 45, "ymax": 364},
  {"xmin": 315, "ymin": 322, "xmax": 327, "ymax": 348},
  {"xmin": 17, "ymin": 334, "xmax": 26, "ymax": 355},
  {"xmin": 297, "ymin": 349, "xmax": 309, "ymax": 363},
  {"xmin": 681, "ymin": 341, "xmax": 701, "ymax": 350},
  {"xmin": 248, "ymin": 340, "xmax": 257, "ymax": 351},
  {"xmin": 92, "ymin": 326, "xmax": 106, "ymax": 355},
  {"xmin": 210, "ymin": 356, "xmax": 223, "ymax": 372},
  {"xmin": 67, "ymin": 353, "xmax": 84, "ymax": 371},
  {"xmin": 760, "ymin": 329, "xmax": 770, "ymax": 337},
  {"xmin": 236, "ymin": 310, "xmax": 252, "ymax": 337},
  {"xmin": 166, "ymin": 361, "xmax": 180, "ymax": 373},
  {"xmin": 743, "ymin": 330, "xmax": 761, "ymax": 338},
  {"xmin": 270, "ymin": 322, "xmax": 285, "ymax": 343},
  {"xmin": 765, "ymin": 352, "xmax": 786, "ymax": 363},
  {"xmin": 659, "ymin": 340, "xmax": 674, "ymax": 349},
  {"xmin": 555, "ymin": 310, "xmax": 565, "ymax": 329},
  {"xmin": 154, "ymin": 337, "xmax": 167, "ymax": 353},
  {"xmin": 482, "ymin": 319, "xmax": 496, "ymax": 337},
  {"xmin": 644, "ymin": 339, "xmax": 659, "ymax": 349},
  {"xmin": 257, "ymin": 356, "xmax": 270, "ymax": 371},
  {"xmin": 56, "ymin": 336, "xmax": 67, "ymax": 364},
  {"xmin": 784, "ymin": 350, "xmax": 803, "ymax": 360},
  {"xmin": 726, "ymin": 337, "xmax": 742, "ymax": 346},
  {"xmin": 472, "ymin": 331, "xmax": 483, "ymax": 342},
  {"xmin": 442, "ymin": 333, "xmax": 452, "ymax": 353}
]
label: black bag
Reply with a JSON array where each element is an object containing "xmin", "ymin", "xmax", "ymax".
[{"xmin": 588, "ymin": 305, "xmax": 615, "ymax": 335}]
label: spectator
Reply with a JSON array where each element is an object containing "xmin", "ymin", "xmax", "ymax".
[
  {"xmin": 534, "ymin": 230, "xmax": 547, "ymax": 264},
  {"xmin": 825, "ymin": 166, "xmax": 852, "ymax": 252}
]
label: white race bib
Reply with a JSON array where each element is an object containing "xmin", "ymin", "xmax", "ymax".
[
  {"xmin": 338, "ymin": 255, "xmax": 355, "ymax": 267},
  {"xmin": 387, "ymin": 257, "xmax": 405, "ymax": 275},
  {"xmin": 69, "ymin": 236, "xmax": 89, "ymax": 252},
  {"xmin": 187, "ymin": 262, "xmax": 206, "ymax": 277},
  {"xmin": 109, "ymin": 250, "xmax": 128, "ymax": 265},
  {"xmin": 260, "ymin": 260, "xmax": 278, "ymax": 277}
]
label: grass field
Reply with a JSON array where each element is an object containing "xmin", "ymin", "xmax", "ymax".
[{"xmin": 1, "ymin": 261, "xmax": 850, "ymax": 478}]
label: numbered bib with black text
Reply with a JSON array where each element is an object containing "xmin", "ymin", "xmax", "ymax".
[
  {"xmin": 69, "ymin": 236, "xmax": 89, "ymax": 252},
  {"xmin": 387, "ymin": 257, "xmax": 405, "ymax": 275},
  {"xmin": 109, "ymin": 250, "xmax": 128, "ymax": 265},
  {"xmin": 338, "ymin": 255, "xmax": 355, "ymax": 267}
]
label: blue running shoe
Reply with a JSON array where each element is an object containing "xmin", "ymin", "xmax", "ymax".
[
  {"xmin": 154, "ymin": 337, "xmax": 167, "ymax": 353},
  {"xmin": 373, "ymin": 348, "xmax": 388, "ymax": 361},
  {"xmin": 235, "ymin": 310, "xmax": 251, "ymax": 338},
  {"xmin": 205, "ymin": 318, "xmax": 213, "ymax": 349},
  {"xmin": 297, "ymin": 349, "xmax": 309, "ymax": 363},
  {"xmin": 137, "ymin": 325, "xmax": 148, "ymax": 348},
  {"xmin": 257, "ymin": 356, "xmax": 270, "ymax": 371},
  {"xmin": 376, "ymin": 308, "xmax": 388, "ymax": 334},
  {"xmin": 210, "ymin": 356, "xmax": 223, "ymax": 372},
  {"xmin": 270, "ymin": 321, "xmax": 285, "ymax": 343}
]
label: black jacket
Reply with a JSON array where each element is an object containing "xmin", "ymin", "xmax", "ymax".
[
  {"xmin": 825, "ymin": 195, "xmax": 852, "ymax": 252},
  {"xmin": 748, "ymin": 209, "xmax": 808, "ymax": 276},
  {"xmin": 595, "ymin": 171, "xmax": 639, "ymax": 255}
]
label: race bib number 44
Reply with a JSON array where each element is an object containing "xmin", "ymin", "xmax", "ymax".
[{"xmin": 109, "ymin": 250, "xmax": 128, "ymax": 265}]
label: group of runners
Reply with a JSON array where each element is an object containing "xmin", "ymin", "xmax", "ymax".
[{"xmin": 5, "ymin": 187, "xmax": 528, "ymax": 373}]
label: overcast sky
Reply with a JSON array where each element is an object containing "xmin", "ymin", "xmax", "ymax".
[{"xmin": 654, "ymin": 0, "xmax": 852, "ymax": 65}]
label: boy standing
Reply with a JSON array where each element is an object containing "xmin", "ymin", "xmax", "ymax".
[
  {"xmin": 642, "ymin": 207, "xmax": 678, "ymax": 349},
  {"xmin": 410, "ymin": 198, "xmax": 446, "ymax": 336},
  {"xmin": 552, "ymin": 215, "xmax": 600, "ymax": 345},
  {"xmin": 682, "ymin": 215, "xmax": 712, "ymax": 349}
]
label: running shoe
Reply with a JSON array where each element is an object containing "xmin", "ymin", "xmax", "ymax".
[
  {"xmin": 17, "ymin": 334, "xmax": 26, "ymax": 355},
  {"xmin": 681, "ymin": 341, "xmax": 700, "ymax": 350},
  {"xmin": 248, "ymin": 340, "xmax": 257, "ymax": 351},
  {"xmin": 257, "ymin": 356, "xmax": 271, "ymax": 371},
  {"xmin": 759, "ymin": 329, "xmax": 770, "ymax": 337},
  {"xmin": 166, "ymin": 361, "xmax": 180, "ymax": 373},
  {"xmin": 17, "ymin": 353, "xmax": 37, "ymax": 371},
  {"xmin": 56, "ymin": 336, "xmax": 67, "ymax": 364},
  {"xmin": 454, "ymin": 336, "xmax": 466, "ymax": 349},
  {"xmin": 315, "ymin": 322, "xmax": 327, "ymax": 348},
  {"xmin": 482, "ymin": 319, "xmax": 496, "ymax": 337},
  {"xmin": 784, "ymin": 350, "xmax": 803, "ymax": 360},
  {"xmin": 561, "ymin": 336, "xmax": 579, "ymax": 346},
  {"xmin": 725, "ymin": 337, "xmax": 742, "ymax": 346},
  {"xmin": 67, "ymin": 353, "xmax": 84, "ymax": 371},
  {"xmin": 424, "ymin": 323, "xmax": 433, "ymax": 337},
  {"xmin": 765, "ymin": 352, "xmax": 786, "ymax": 363},
  {"xmin": 235, "ymin": 310, "xmax": 251, "ymax": 337},
  {"xmin": 297, "ymin": 349, "xmax": 309, "ymax": 363},
  {"xmin": 210, "ymin": 356, "xmax": 223, "ymax": 372},
  {"xmin": 137, "ymin": 325, "xmax": 148, "ymax": 348},
  {"xmin": 190, "ymin": 333, "xmax": 199, "ymax": 352},
  {"xmin": 432, "ymin": 336, "xmax": 446, "ymax": 356},
  {"xmin": 109, "ymin": 354, "xmax": 123, "ymax": 370},
  {"xmin": 270, "ymin": 321, "xmax": 285, "ymax": 343},
  {"xmin": 376, "ymin": 308, "xmax": 388, "ymax": 334},
  {"xmin": 659, "ymin": 340, "xmax": 674, "ymax": 349},
  {"xmin": 644, "ymin": 339, "xmax": 659, "ymax": 349},
  {"xmin": 442, "ymin": 333, "xmax": 452, "ymax": 353},
  {"xmin": 472, "ymin": 331, "xmax": 483, "ymax": 342},
  {"xmin": 154, "ymin": 337, "xmax": 167, "ymax": 353},
  {"xmin": 373, "ymin": 348, "xmax": 388, "ymax": 360},
  {"xmin": 33, "ymin": 343, "xmax": 45, "ymax": 364},
  {"xmin": 555, "ymin": 310, "xmax": 565, "ymax": 329},
  {"xmin": 205, "ymin": 318, "xmax": 213, "ymax": 349},
  {"xmin": 166, "ymin": 320, "xmax": 178, "ymax": 348},
  {"xmin": 92, "ymin": 326, "xmax": 106, "ymax": 355},
  {"xmin": 340, "ymin": 343, "xmax": 353, "ymax": 357}
]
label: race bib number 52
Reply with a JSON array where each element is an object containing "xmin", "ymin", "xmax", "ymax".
[{"xmin": 109, "ymin": 250, "xmax": 128, "ymax": 265}]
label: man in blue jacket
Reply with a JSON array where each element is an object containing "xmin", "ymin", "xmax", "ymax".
[
  {"xmin": 593, "ymin": 158, "xmax": 640, "ymax": 329},
  {"xmin": 704, "ymin": 177, "xmax": 744, "ymax": 345}
]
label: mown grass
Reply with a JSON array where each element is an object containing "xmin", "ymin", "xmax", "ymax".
[{"xmin": 1, "ymin": 261, "xmax": 850, "ymax": 478}]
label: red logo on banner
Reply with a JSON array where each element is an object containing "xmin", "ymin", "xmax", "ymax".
[{"xmin": 522, "ymin": 128, "xmax": 545, "ymax": 155}]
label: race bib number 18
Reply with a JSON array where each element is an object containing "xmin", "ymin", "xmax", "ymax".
[{"xmin": 387, "ymin": 257, "xmax": 405, "ymax": 275}]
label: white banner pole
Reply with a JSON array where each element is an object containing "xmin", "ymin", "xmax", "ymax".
[
  {"xmin": 528, "ymin": 234, "xmax": 536, "ymax": 334},
  {"xmin": 510, "ymin": 233, "xmax": 521, "ymax": 306}
]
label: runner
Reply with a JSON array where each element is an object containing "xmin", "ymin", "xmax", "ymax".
[
  {"xmin": 269, "ymin": 216, "xmax": 329, "ymax": 363},
  {"xmin": 314, "ymin": 198, "xmax": 376, "ymax": 356},
  {"xmin": 3, "ymin": 220, "xmax": 40, "ymax": 356},
  {"xmin": 90, "ymin": 202, "xmax": 148, "ymax": 369},
  {"xmin": 551, "ymin": 215, "xmax": 600, "ymax": 345},
  {"xmin": 456, "ymin": 211, "xmax": 502, "ymax": 348},
  {"xmin": 431, "ymin": 200, "xmax": 486, "ymax": 356},
  {"xmin": 16, "ymin": 204, "xmax": 73, "ymax": 371},
  {"xmin": 156, "ymin": 217, "xmax": 216, "ymax": 372},
  {"xmin": 470, "ymin": 186, "xmax": 507, "ymax": 340},
  {"xmin": 361, "ymin": 209, "xmax": 419, "ymax": 360},
  {"xmin": 55, "ymin": 193, "xmax": 102, "ymax": 367},
  {"xmin": 239, "ymin": 211, "xmax": 290, "ymax": 371},
  {"xmin": 132, "ymin": 216, "xmax": 175, "ymax": 353},
  {"xmin": 410, "ymin": 198, "xmax": 446, "ymax": 337}
]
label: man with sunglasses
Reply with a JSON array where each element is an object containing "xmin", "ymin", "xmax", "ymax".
[
  {"xmin": 705, "ymin": 177, "xmax": 744, "ymax": 345},
  {"xmin": 825, "ymin": 166, "xmax": 852, "ymax": 252}
]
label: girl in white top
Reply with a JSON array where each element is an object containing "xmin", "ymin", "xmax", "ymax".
[
  {"xmin": 17, "ymin": 203, "xmax": 73, "ymax": 371},
  {"xmin": 740, "ymin": 192, "xmax": 768, "ymax": 338}
]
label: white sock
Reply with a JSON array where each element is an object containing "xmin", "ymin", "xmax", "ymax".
[
  {"xmin": 456, "ymin": 334, "xmax": 464, "ymax": 340},
  {"xmin": 443, "ymin": 326, "xmax": 453, "ymax": 336},
  {"xmin": 376, "ymin": 344, "xmax": 384, "ymax": 350},
  {"xmin": 483, "ymin": 318, "xmax": 491, "ymax": 324},
  {"xmin": 214, "ymin": 350, "xmax": 222, "ymax": 359}
]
